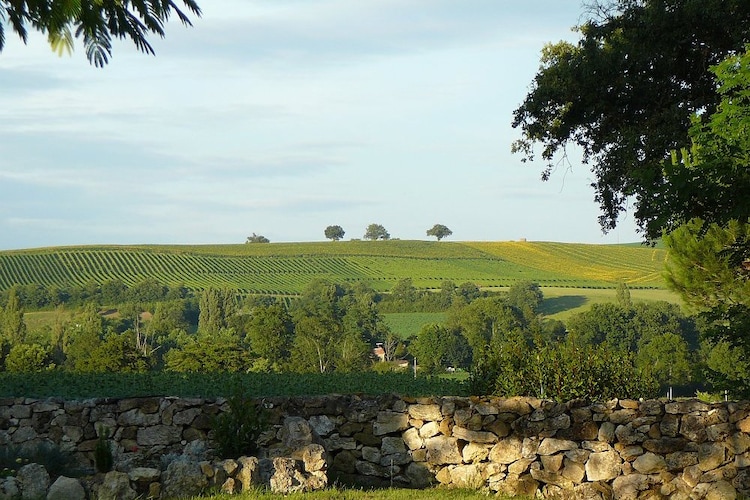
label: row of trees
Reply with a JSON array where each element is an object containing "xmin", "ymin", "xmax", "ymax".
[{"xmin": 325, "ymin": 224, "xmax": 453, "ymax": 241}]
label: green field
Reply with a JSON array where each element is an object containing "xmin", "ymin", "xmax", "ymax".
[
  {"xmin": 0, "ymin": 240, "xmax": 669, "ymax": 294},
  {"xmin": 382, "ymin": 312, "xmax": 447, "ymax": 339}
]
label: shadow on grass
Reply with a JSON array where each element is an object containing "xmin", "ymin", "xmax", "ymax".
[{"xmin": 540, "ymin": 295, "xmax": 588, "ymax": 315}]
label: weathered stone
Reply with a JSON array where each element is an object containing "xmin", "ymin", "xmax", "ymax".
[
  {"xmin": 136, "ymin": 425, "xmax": 182, "ymax": 446},
  {"xmin": 0, "ymin": 477, "xmax": 19, "ymax": 500},
  {"xmin": 530, "ymin": 468, "xmax": 574, "ymax": 489},
  {"xmin": 309, "ymin": 415, "xmax": 335, "ymax": 437},
  {"xmin": 508, "ymin": 458, "xmax": 535, "ymax": 474},
  {"xmin": 405, "ymin": 462, "xmax": 434, "ymax": 488},
  {"xmin": 699, "ymin": 442, "xmax": 726, "ymax": 471},
  {"xmin": 609, "ymin": 409, "xmax": 637, "ymax": 425},
  {"xmin": 408, "ymin": 404, "xmax": 442, "ymax": 422},
  {"xmin": 665, "ymin": 451, "xmax": 698, "ymax": 471},
  {"xmin": 585, "ymin": 451, "xmax": 622, "ymax": 481},
  {"xmin": 324, "ymin": 434, "xmax": 356, "ymax": 451},
  {"xmin": 706, "ymin": 480, "xmax": 737, "ymax": 500},
  {"xmin": 448, "ymin": 464, "xmax": 486, "ymax": 488},
  {"xmin": 665, "ymin": 400, "xmax": 710, "ymax": 414},
  {"xmin": 279, "ymin": 417, "xmax": 315, "ymax": 451},
  {"xmin": 381, "ymin": 436, "xmax": 407, "ymax": 455},
  {"xmin": 16, "ymin": 463, "xmax": 49, "ymax": 500},
  {"xmin": 117, "ymin": 408, "xmax": 161, "ymax": 427},
  {"xmin": 658, "ymin": 413, "xmax": 679, "ymax": 437},
  {"xmin": 302, "ymin": 444, "xmax": 327, "ymax": 473},
  {"xmin": 612, "ymin": 473, "xmax": 649, "ymax": 499},
  {"xmin": 47, "ymin": 476, "xmax": 85, "ymax": 500},
  {"xmin": 633, "ymin": 452, "xmax": 666, "ymax": 474},
  {"xmin": 425, "ymin": 435, "xmax": 463, "ymax": 465},
  {"xmin": 489, "ymin": 436, "xmax": 523, "ymax": 464},
  {"xmin": 598, "ymin": 422, "xmax": 615, "ymax": 443},
  {"xmin": 680, "ymin": 414, "xmax": 707, "ymax": 442},
  {"xmin": 355, "ymin": 459, "xmax": 391, "ymax": 478},
  {"xmin": 97, "ymin": 471, "xmax": 137, "ymax": 500},
  {"xmin": 706, "ymin": 423, "xmax": 734, "ymax": 441},
  {"xmin": 452, "ymin": 426, "xmax": 497, "ymax": 444},
  {"xmin": 373, "ymin": 411, "xmax": 409, "ymax": 436},
  {"xmin": 269, "ymin": 458, "xmax": 308, "ymax": 493},
  {"xmin": 494, "ymin": 397, "xmax": 533, "ymax": 415},
  {"xmin": 402, "ymin": 427, "xmax": 423, "ymax": 451},
  {"xmin": 128, "ymin": 466, "xmax": 161, "ymax": 483},
  {"xmin": 615, "ymin": 424, "xmax": 646, "ymax": 445},
  {"xmin": 418, "ymin": 421, "xmax": 440, "ymax": 439},
  {"xmin": 538, "ymin": 437, "xmax": 578, "ymax": 455},
  {"xmin": 331, "ymin": 450, "xmax": 357, "ymax": 474},
  {"xmin": 474, "ymin": 402, "xmax": 499, "ymax": 416},
  {"xmin": 540, "ymin": 453, "xmax": 564, "ymax": 472},
  {"xmin": 615, "ymin": 444, "xmax": 644, "ymax": 461},
  {"xmin": 162, "ymin": 460, "xmax": 209, "ymax": 498},
  {"xmin": 561, "ymin": 459, "xmax": 585, "ymax": 483},
  {"xmin": 682, "ymin": 464, "xmax": 702, "ymax": 487},
  {"xmin": 642, "ymin": 437, "xmax": 687, "ymax": 454},
  {"xmin": 462, "ymin": 442, "xmax": 490, "ymax": 463}
]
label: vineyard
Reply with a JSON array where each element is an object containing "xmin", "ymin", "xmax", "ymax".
[{"xmin": 0, "ymin": 240, "xmax": 669, "ymax": 294}]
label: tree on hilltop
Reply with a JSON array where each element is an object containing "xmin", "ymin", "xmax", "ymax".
[
  {"xmin": 246, "ymin": 233, "xmax": 270, "ymax": 244},
  {"xmin": 324, "ymin": 225, "xmax": 345, "ymax": 241},
  {"xmin": 364, "ymin": 224, "xmax": 390, "ymax": 241},
  {"xmin": 0, "ymin": 0, "xmax": 201, "ymax": 67},
  {"xmin": 426, "ymin": 224, "xmax": 452, "ymax": 241}
]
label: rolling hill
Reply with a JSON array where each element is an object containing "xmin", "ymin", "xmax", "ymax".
[{"xmin": 0, "ymin": 240, "xmax": 669, "ymax": 295}]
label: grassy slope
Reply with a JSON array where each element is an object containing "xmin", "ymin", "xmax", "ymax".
[{"xmin": 0, "ymin": 240, "xmax": 669, "ymax": 293}]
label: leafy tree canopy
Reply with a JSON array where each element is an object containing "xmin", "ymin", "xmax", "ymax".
[
  {"xmin": 426, "ymin": 224, "xmax": 452, "ymax": 241},
  {"xmin": 363, "ymin": 223, "xmax": 390, "ymax": 241},
  {"xmin": 324, "ymin": 225, "xmax": 345, "ymax": 241},
  {"xmin": 0, "ymin": 0, "xmax": 201, "ymax": 67},
  {"xmin": 512, "ymin": 0, "xmax": 750, "ymax": 239}
]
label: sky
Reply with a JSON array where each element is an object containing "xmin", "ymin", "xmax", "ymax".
[{"xmin": 0, "ymin": 0, "xmax": 643, "ymax": 250}]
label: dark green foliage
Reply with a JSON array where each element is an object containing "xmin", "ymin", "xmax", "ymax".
[
  {"xmin": 512, "ymin": 0, "xmax": 750, "ymax": 238},
  {"xmin": 426, "ymin": 224, "xmax": 452, "ymax": 241},
  {"xmin": 0, "ymin": 371, "xmax": 468, "ymax": 399},
  {"xmin": 0, "ymin": 442, "xmax": 85, "ymax": 479},
  {"xmin": 211, "ymin": 388, "xmax": 270, "ymax": 459},
  {"xmin": 363, "ymin": 224, "xmax": 390, "ymax": 241},
  {"xmin": 95, "ymin": 426, "xmax": 114, "ymax": 473},
  {"xmin": 324, "ymin": 225, "xmax": 346, "ymax": 241},
  {"xmin": 470, "ymin": 341, "xmax": 658, "ymax": 402}
]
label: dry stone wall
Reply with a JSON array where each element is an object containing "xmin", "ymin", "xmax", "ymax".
[{"xmin": 1, "ymin": 394, "xmax": 750, "ymax": 499}]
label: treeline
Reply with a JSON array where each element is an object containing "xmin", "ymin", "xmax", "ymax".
[
  {"xmin": 0, "ymin": 278, "xmax": 744, "ymax": 402},
  {"xmin": 0, "ymin": 278, "xmax": 192, "ymax": 310}
]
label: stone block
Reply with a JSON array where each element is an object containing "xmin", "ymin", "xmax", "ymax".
[{"xmin": 585, "ymin": 450, "xmax": 622, "ymax": 481}]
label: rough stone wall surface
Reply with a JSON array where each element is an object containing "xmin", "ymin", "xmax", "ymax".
[{"xmin": 1, "ymin": 394, "xmax": 749, "ymax": 499}]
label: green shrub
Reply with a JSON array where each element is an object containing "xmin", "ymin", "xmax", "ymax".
[
  {"xmin": 211, "ymin": 388, "xmax": 270, "ymax": 459},
  {"xmin": 94, "ymin": 426, "xmax": 114, "ymax": 473},
  {"xmin": 470, "ymin": 341, "xmax": 658, "ymax": 402}
]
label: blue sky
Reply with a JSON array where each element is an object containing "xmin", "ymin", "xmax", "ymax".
[{"xmin": 0, "ymin": 0, "xmax": 642, "ymax": 250}]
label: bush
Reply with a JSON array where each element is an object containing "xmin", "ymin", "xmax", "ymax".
[
  {"xmin": 94, "ymin": 426, "xmax": 114, "ymax": 473},
  {"xmin": 211, "ymin": 388, "xmax": 270, "ymax": 459},
  {"xmin": 470, "ymin": 341, "xmax": 658, "ymax": 402}
]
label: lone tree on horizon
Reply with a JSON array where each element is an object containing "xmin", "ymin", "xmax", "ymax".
[
  {"xmin": 324, "ymin": 225, "xmax": 345, "ymax": 241},
  {"xmin": 246, "ymin": 233, "xmax": 270, "ymax": 244},
  {"xmin": 364, "ymin": 224, "xmax": 390, "ymax": 241},
  {"xmin": 427, "ymin": 224, "xmax": 452, "ymax": 241}
]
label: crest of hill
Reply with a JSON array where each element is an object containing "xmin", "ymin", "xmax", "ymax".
[{"xmin": 0, "ymin": 240, "xmax": 668, "ymax": 293}]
